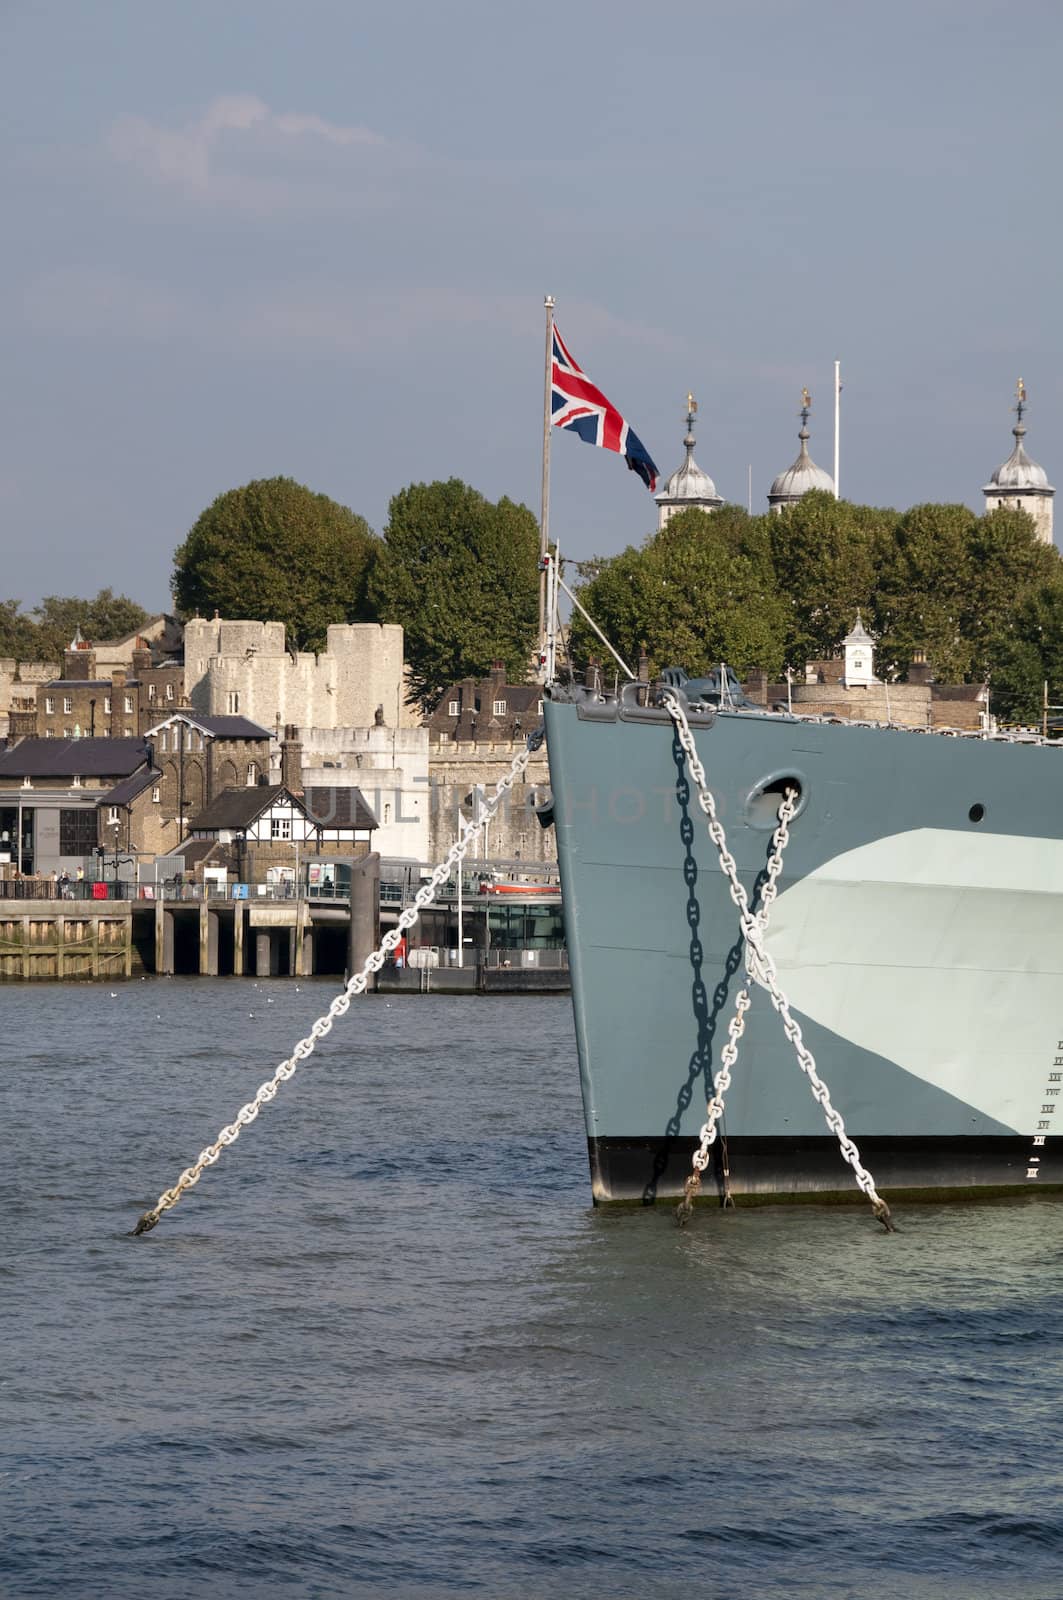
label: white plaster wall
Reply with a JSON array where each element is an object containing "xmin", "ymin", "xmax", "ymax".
[{"xmin": 297, "ymin": 724, "xmax": 431, "ymax": 860}]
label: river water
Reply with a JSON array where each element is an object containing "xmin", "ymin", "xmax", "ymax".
[{"xmin": 2, "ymin": 979, "xmax": 1061, "ymax": 1599}]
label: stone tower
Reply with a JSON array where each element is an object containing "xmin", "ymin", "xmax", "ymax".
[
  {"xmin": 768, "ymin": 388, "xmax": 835, "ymax": 513},
  {"xmin": 654, "ymin": 394, "xmax": 723, "ymax": 529},
  {"xmin": 983, "ymin": 380, "xmax": 1054, "ymax": 545}
]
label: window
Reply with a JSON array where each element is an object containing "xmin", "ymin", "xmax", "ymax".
[
  {"xmin": 124, "ymin": 695, "xmax": 134, "ymax": 714},
  {"xmin": 104, "ymin": 696, "xmax": 112, "ymax": 714},
  {"xmin": 246, "ymin": 763, "xmax": 258, "ymax": 786},
  {"xmin": 384, "ymin": 802, "xmax": 391, "ymax": 823},
  {"xmin": 537, "ymin": 699, "xmax": 544, "ymax": 714},
  {"xmin": 59, "ymin": 809, "xmax": 97, "ymax": 855},
  {"xmin": 63, "ymin": 727, "xmax": 71, "ymax": 738},
  {"xmin": 448, "ymin": 700, "xmax": 460, "ymax": 716},
  {"xmin": 438, "ymin": 731, "xmax": 450, "ymax": 744},
  {"xmin": 45, "ymin": 729, "xmax": 54, "ymax": 738},
  {"xmin": 107, "ymin": 807, "xmax": 119, "ymax": 823},
  {"xmin": 493, "ymin": 700, "xmax": 507, "ymax": 715},
  {"xmin": 165, "ymin": 682, "xmax": 174, "ymax": 700},
  {"xmin": 152, "ymin": 786, "xmax": 160, "ymax": 804},
  {"xmin": 227, "ymin": 691, "xmax": 240, "ymax": 714},
  {"xmin": 63, "ymin": 697, "xmax": 72, "ymax": 714},
  {"xmin": 44, "ymin": 696, "xmax": 54, "ymax": 714},
  {"xmin": 72, "ymin": 774, "xmax": 82, "ymax": 788},
  {"xmin": 271, "ymin": 816, "xmax": 292, "ymax": 840},
  {"xmin": 148, "ymin": 683, "xmax": 156, "ymax": 700},
  {"xmin": 159, "ymin": 730, "xmax": 167, "ymax": 752}
]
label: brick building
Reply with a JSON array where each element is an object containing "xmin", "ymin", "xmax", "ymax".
[
  {"xmin": 0, "ymin": 737, "xmax": 154, "ymax": 877},
  {"xmin": 427, "ymin": 664, "xmax": 544, "ymax": 744},
  {"xmin": 34, "ymin": 635, "xmax": 183, "ymax": 740},
  {"xmin": 144, "ymin": 710, "xmax": 273, "ymax": 846}
]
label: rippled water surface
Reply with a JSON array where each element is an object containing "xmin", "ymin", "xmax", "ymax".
[{"xmin": 2, "ymin": 979, "xmax": 1062, "ymax": 1598}]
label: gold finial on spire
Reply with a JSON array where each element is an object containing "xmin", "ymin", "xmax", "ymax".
[
  {"xmin": 801, "ymin": 386, "xmax": 811, "ymax": 411},
  {"xmin": 687, "ymin": 392, "xmax": 697, "ymax": 415},
  {"xmin": 1015, "ymin": 378, "xmax": 1027, "ymax": 427}
]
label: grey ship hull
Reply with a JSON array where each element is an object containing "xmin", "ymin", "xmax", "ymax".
[{"xmin": 544, "ymin": 688, "xmax": 1063, "ymax": 1205}]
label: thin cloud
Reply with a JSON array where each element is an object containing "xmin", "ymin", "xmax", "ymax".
[{"xmin": 106, "ymin": 94, "xmax": 385, "ymax": 199}]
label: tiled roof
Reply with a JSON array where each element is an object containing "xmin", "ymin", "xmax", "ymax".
[
  {"xmin": 145, "ymin": 712, "xmax": 271, "ymax": 740},
  {"xmin": 99, "ymin": 767, "xmax": 163, "ymax": 806},
  {"xmin": 188, "ymin": 785, "xmax": 286, "ymax": 831},
  {"xmin": 303, "ymin": 785, "xmax": 378, "ymax": 830},
  {"xmin": 0, "ymin": 738, "xmax": 151, "ymax": 779}
]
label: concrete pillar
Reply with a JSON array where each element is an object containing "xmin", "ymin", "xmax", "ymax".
[
  {"xmin": 348, "ymin": 851, "xmax": 381, "ymax": 985},
  {"xmin": 124, "ymin": 912, "xmax": 133, "ymax": 978},
  {"xmin": 90, "ymin": 915, "xmax": 100, "ymax": 982},
  {"xmin": 233, "ymin": 905, "xmax": 244, "ymax": 975},
  {"xmin": 288, "ymin": 926, "xmax": 297, "ymax": 976},
  {"xmin": 21, "ymin": 916, "xmax": 29, "ymax": 981},
  {"xmin": 255, "ymin": 931, "xmax": 272, "ymax": 978},
  {"xmin": 301, "ymin": 927, "xmax": 315, "ymax": 977},
  {"xmin": 161, "ymin": 910, "xmax": 175, "ymax": 976},
  {"xmin": 202, "ymin": 909, "xmax": 219, "ymax": 977},
  {"xmin": 155, "ymin": 902, "xmax": 165, "ymax": 974}
]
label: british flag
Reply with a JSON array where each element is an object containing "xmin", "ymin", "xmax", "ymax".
[{"xmin": 551, "ymin": 325, "xmax": 659, "ymax": 491}]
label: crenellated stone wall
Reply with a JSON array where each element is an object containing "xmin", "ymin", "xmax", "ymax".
[{"xmin": 183, "ymin": 618, "xmax": 417, "ymax": 733}]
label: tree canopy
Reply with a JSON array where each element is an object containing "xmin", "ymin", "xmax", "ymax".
[
  {"xmin": 172, "ymin": 477, "xmax": 378, "ymax": 652},
  {"xmin": 0, "ymin": 589, "xmax": 153, "ymax": 662},
  {"xmin": 369, "ymin": 478, "xmax": 540, "ymax": 712},
  {"xmin": 571, "ymin": 492, "xmax": 1063, "ymax": 725}
]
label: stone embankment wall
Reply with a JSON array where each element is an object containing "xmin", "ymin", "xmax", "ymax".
[{"xmin": 427, "ymin": 739, "xmax": 554, "ymax": 864}]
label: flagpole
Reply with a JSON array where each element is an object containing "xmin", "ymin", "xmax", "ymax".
[
  {"xmin": 538, "ymin": 295, "xmax": 555, "ymax": 671},
  {"xmin": 833, "ymin": 358, "xmax": 841, "ymax": 499}
]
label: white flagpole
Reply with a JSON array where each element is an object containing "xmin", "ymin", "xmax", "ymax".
[
  {"xmin": 833, "ymin": 359, "xmax": 841, "ymax": 499},
  {"xmin": 538, "ymin": 295, "xmax": 555, "ymax": 670}
]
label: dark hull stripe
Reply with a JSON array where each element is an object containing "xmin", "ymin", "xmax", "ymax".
[{"xmin": 590, "ymin": 1134, "xmax": 1063, "ymax": 1206}]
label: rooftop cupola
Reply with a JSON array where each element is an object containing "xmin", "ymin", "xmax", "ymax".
[
  {"xmin": 655, "ymin": 393, "xmax": 723, "ymax": 528},
  {"xmin": 768, "ymin": 388, "xmax": 835, "ymax": 512},
  {"xmin": 842, "ymin": 610, "xmax": 877, "ymax": 688},
  {"xmin": 983, "ymin": 379, "xmax": 1054, "ymax": 544}
]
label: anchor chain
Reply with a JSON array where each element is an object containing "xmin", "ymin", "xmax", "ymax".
[
  {"xmin": 676, "ymin": 787, "xmax": 797, "ymax": 1224},
  {"xmin": 132, "ymin": 731, "xmax": 544, "ymax": 1237},
  {"xmin": 660, "ymin": 690, "xmax": 894, "ymax": 1233}
]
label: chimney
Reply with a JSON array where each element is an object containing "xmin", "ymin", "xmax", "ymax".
[
  {"xmin": 131, "ymin": 639, "xmax": 152, "ymax": 676},
  {"xmin": 280, "ymin": 724, "xmax": 303, "ymax": 794}
]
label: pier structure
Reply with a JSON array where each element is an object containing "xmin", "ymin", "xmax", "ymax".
[{"xmin": 0, "ymin": 870, "xmax": 378, "ymax": 982}]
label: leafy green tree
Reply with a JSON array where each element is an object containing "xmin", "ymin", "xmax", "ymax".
[
  {"xmin": 33, "ymin": 589, "xmax": 154, "ymax": 659},
  {"xmin": 571, "ymin": 507, "xmax": 788, "ymax": 678},
  {"xmin": 871, "ymin": 503, "xmax": 977, "ymax": 681},
  {"xmin": 369, "ymin": 479, "xmax": 540, "ymax": 712},
  {"xmin": 172, "ymin": 477, "xmax": 378, "ymax": 652},
  {"xmin": 0, "ymin": 600, "xmax": 40, "ymax": 659},
  {"xmin": 769, "ymin": 491, "xmax": 888, "ymax": 666}
]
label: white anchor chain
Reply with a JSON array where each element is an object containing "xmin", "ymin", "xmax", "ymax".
[
  {"xmin": 132, "ymin": 733, "xmax": 542, "ymax": 1236},
  {"xmin": 660, "ymin": 690, "xmax": 894, "ymax": 1232},
  {"xmin": 676, "ymin": 787, "xmax": 797, "ymax": 1222}
]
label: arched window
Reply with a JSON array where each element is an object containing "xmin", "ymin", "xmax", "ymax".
[{"xmin": 247, "ymin": 762, "xmax": 258, "ymax": 786}]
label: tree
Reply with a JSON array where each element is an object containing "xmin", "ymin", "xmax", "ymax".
[
  {"xmin": 369, "ymin": 479, "xmax": 539, "ymax": 712},
  {"xmin": 769, "ymin": 492, "xmax": 887, "ymax": 666},
  {"xmin": 172, "ymin": 477, "xmax": 378, "ymax": 652},
  {"xmin": 571, "ymin": 507, "xmax": 789, "ymax": 679},
  {"xmin": 33, "ymin": 589, "xmax": 154, "ymax": 659},
  {"xmin": 0, "ymin": 600, "xmax": 40, "ymax": 659}
]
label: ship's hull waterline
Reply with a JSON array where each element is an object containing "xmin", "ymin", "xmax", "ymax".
[{"xmin": 544, "ymin": 688, "xmax": 1063, "ymax": 1205}]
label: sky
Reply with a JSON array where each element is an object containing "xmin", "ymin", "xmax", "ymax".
[{"xmin": 2, "ymin": 0, "xmax": 1062, "ymax": 612}]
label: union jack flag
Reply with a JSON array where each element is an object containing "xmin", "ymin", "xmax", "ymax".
[{"xmin": 551, "ymin": 325, "xmax": 659, "ymax": 491}]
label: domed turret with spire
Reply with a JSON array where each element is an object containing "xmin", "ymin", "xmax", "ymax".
[
  {"xmin": 983, "ymin": 380, "xmax": 1054, "ymax": 544},
  {"xmin": 654, "ymin": 393, "xmax": 723, "ymax": 528},
  {"xmin": 768, "ymin": 388, "xmax": 835, "ymax": 512}
]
